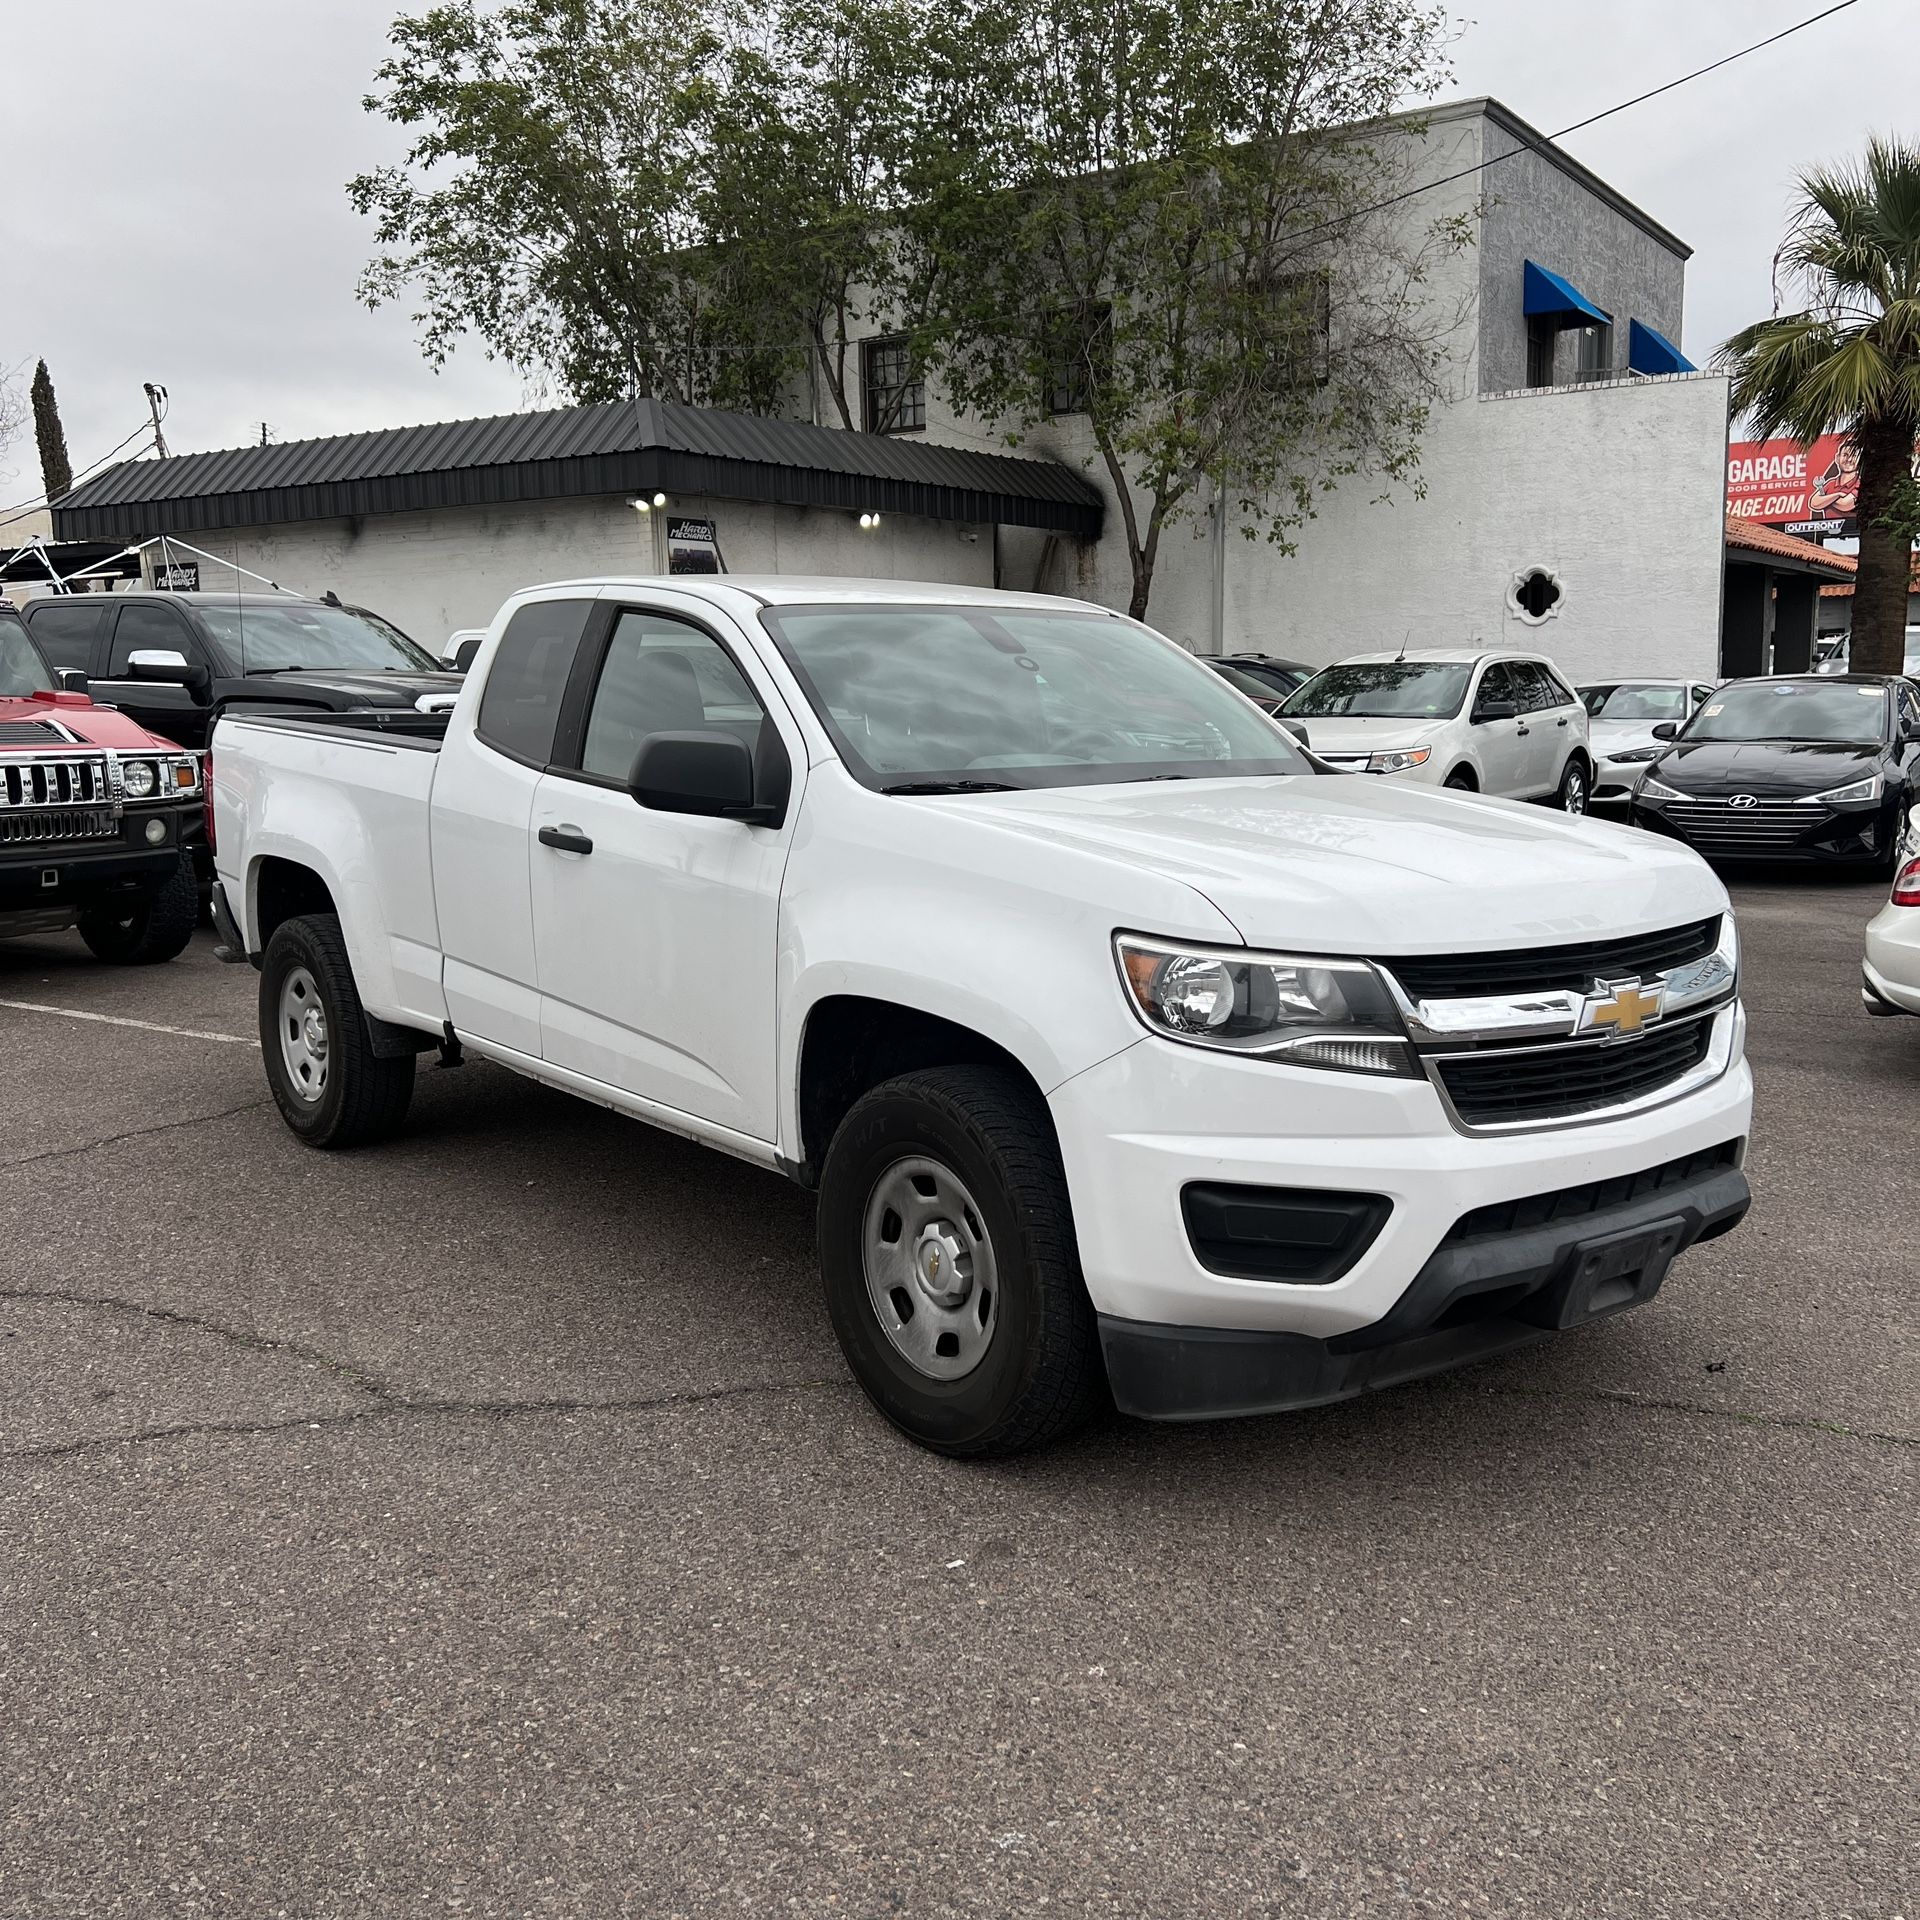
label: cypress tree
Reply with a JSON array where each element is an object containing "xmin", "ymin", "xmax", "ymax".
[{"xmin": 31, "ymin": 359, "xmax": 72, "ymax": 501}]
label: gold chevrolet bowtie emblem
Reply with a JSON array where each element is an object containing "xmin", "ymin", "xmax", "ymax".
[{"xmin": 1583, "ymin": 978, "xmax": 1664, "ymax": 1037}]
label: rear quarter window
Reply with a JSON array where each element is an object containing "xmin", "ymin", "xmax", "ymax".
[{"xmin": 475, "ymin": 599, "xmax": 595, "ymax": 765}]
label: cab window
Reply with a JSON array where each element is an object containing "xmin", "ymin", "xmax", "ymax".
[
  {"xmin": 475, "ymin": 599, "xmax": 596, "ymax": 766},
  {"xmin": 577, "ymin": 610, "xmax": 765, "ymax": 784},
  {"xmin": 108, "ymin": 602, "xmax": 202, "ymax": 675},
  {"xmin": 23, "ymin": 599, "xmax": 106, "ymax": 674}
]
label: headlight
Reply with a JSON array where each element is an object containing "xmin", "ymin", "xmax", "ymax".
[
  {"xmin": 1366, "ymin": 747, "xmax": 1431, "ymax": 775},
  {"xmin": 1813, "ymin": 773, "xmax": 1882, "ymax": 805},
  {"xmin": 1638, "ymin": 773, "xmax": 1685, "ymax": 801},
  {"xmin": 1608, "ymin": 746, "xmax": 1661, "ymax": 765},
  {"xmin": 120, "ymin": 759, "xmax": 157, "ymax": 798},
  {"xmin": 1115, "ymin": 937, "xmax": 1415, "ymax": 1075}
]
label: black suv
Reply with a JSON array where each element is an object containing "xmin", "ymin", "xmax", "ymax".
[{"xmin": 23, "ymin": 592, "xmax": 461, "ymax": 751}]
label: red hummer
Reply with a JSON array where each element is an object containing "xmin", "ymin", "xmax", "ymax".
[{"xmin": 1, "ymin": 600, "xmax": 204, "ymax": 964}]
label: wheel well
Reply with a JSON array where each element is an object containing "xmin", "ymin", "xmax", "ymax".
[
  {"xmin": 795, "ymin": 996, "xmax": 1044, "ymax": 1187},
  {"xmin": 253, "ymin": 857, "xmax": 337, "ymax": 950},
  {"xmin": 1444, "ymin": 764, "xmax": 1478, "ymax": 789}
]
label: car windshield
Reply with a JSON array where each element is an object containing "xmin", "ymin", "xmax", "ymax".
[
  {"xmin": 1282, "ymin": 661, "xmax": 1471, "ymax": 719},
  {"xmin": 1582, "ymin": 683, "xmax": 1693, "ymax": 722},
  {"xmin": 758, "ymin": 605, "xmax": 1306, "ymax": 790},
  {"xmin": 0, "ymin": 620, "xmax": 53, "ymax": 697},
  {"xmin": 196, "ymin": 602, "xmax": 439, "ymax": 673},
  {"xmin": 1685, "ymin": 681, "xmax": 1887, "ymax": 745}
]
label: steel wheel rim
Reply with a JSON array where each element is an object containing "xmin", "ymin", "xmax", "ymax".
[
  {"xmin": 861, "ymin": 1155, "xmax": 999, "ymax": 1381},
  {"xmin": 278, "ymin": 965, "xmax": 330, "ymax": 1104}
]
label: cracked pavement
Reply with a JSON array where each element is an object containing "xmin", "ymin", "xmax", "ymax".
[{"xmin": 0, "ymin": 875, "xmax": 1914, "ymax": 1917}]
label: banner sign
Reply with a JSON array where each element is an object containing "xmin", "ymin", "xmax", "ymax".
[
  {"xmin": 156, "ymin": 560, "xmax": 200, "ymax": 591},
  {"xmin": 1726, "ymin": 433, "xmax": 1857, "ymax": 537},
  {"xmin": 666, "ymin": 516, "xmax": 721, "ymax": 575}
]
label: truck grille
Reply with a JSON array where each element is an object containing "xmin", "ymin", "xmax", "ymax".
[
  {"xmin": 1383, "ymin": 919, "xmax": 1719, "ymax": 1000},
  {"xmin": 1, "ymin": 755, "xmax": 113, "ymax": 809},
  {"xmin": 1434, "ymin": 1017, "xmax": 1716, "ymax": 1127},
  {"xmin": 1661, "ymin": 798, "xmax": 1814, "ymax": 850},
  {"xmin": 0, "ymin": 806, "xmax": 119, "ymax": 846}
]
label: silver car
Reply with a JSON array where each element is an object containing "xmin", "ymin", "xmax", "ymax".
[{"xmin": 1578, "ymin": 679, "xmax": 1717, "ymax": 803}]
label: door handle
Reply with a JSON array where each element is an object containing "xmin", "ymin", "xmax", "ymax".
[
  {"xmin": 538, "ymin": 825, "xmax": 593, "ymax": 855},
  {"xmin": 1515, "ymin": 723, "xmax": 1530, "ymax": 735},
  {"xmin": 1557, "ymin": 716, "xmax": 1570, "ymax": 727}
]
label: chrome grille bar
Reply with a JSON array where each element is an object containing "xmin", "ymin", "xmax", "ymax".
[
  {"xmin": 0, "ymin": 807, "xmax": 120, "ymax": 844},
  {"xmin": 1, "ymin": 754, "xmax": 114, "ymax": 809}
]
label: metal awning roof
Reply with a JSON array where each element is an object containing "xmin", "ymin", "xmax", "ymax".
[{"xmin": 51, "ymin": 399, "xmax": 1106, "ymax": 543}]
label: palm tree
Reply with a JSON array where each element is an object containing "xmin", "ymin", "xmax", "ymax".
[{"xmin": 1716, "ymin": 136, "xmax": 1920, "ymax": 677}]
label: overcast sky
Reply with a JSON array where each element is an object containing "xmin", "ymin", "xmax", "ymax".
[{"xmin": 1, "ymin": 0, "xmax": 1907, "ymax": 498}]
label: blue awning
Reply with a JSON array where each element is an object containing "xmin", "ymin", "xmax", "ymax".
[
  {"xmin": 1523, "ymin": 260, "xmax": 1611, "ymax": 327},
  {"xmin": 1628, "ymin": 317, "xmax": 1695, "ymax": 375}
]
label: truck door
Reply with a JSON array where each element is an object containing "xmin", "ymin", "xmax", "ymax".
[
  {"xmin": 528, "ymin": 602, "xmax": 799, "ymax": 1143},
  {"xmin": 431, "ymin": 597, "xmax": 599, "ymax": 1057}
]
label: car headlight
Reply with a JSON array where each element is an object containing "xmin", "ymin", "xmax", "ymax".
[
  {"xmin": 1813, "ymin": 773, "xmax": 1882, "ymax": 805},
  {"xmin": 1115, "ymin": 937, "xmax": 1415, "ymax": 1075},
  {"xmin": 1638, "ymin": 773, "xmax": 1685, "ymax": 802},
  {"xmin": 120, "ymin": 758, "xmax": 157, "ymax": 798},
  {"xmin": 1366, "ymin": 747, "xmax": 1431, "ymax": 775},
  {"xmin": 1608, "ymin": 746, "xmax": 1661, "ymax": 765}
]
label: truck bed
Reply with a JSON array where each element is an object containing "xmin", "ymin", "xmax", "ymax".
[{"xmin": 217, "ymin": 707, "xmax": 450, "ymax": 748}]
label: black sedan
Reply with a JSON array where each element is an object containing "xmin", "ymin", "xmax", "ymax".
[{"xmin": 1630, "ymin": 674, "xmax": 1920, "ymax": 867}]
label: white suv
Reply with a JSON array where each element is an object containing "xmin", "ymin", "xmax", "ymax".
[{"xmin": 1279, "ymin": 649, "xmax": 1594, "ymax": 812}]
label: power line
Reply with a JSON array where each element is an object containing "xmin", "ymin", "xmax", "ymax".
[
  {"xmin": 1296, "ymin": 0, "xmax": 1866, "ymax": 242},
  {"xmin": 0, "ymin": 420, "xmax": 154, "ymax": 532}
]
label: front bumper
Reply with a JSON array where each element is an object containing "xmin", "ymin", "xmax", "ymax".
[
  {"xmin": 1050, "ymin": 1014, "xmax": 1752, "ymax": 1342},
  {"xmin": 1100, "ymin": 1150, "xmax": 1749, "ymax": 1419},
  {"xmin": 1592, "ymin": 755, "xmax": 1657, "ymax": 804},
  {"xmin": 0, "ymin": 802, "xmax": 198, "ymax": 914},
  {"xmin": 1632, "ymin": 792, "xmax": 1895, "ymax": 864}
]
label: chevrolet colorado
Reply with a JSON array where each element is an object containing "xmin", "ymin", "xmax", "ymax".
[{"xmin": 210, "ymin": 578, "xmax": 1752, "ymax": 1456}]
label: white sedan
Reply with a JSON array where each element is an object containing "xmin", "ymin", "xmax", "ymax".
[
  {"xmin": 1578, "ymin": 678, "xmax": 1716, "ymax": 804},
  {"xmin": 1863, "ymin": 834, "xmax": 1920, "ymax": 1016}
]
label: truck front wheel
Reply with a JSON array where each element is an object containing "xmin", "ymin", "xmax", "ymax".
[
  {"xmin": 817, "ymin": 1066, "xmax": 1103, "ymax": 1457},
  {"xmin": 259, "ymin": 914, "xmax": 415, "ymax": 1148},
  {"xmin": 76, "ymin": 852, "xmax": 199, "ymax": 965}
]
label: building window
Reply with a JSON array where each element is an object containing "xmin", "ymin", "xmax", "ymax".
[
  {"xmin": 1574, "ymin": 322, "xmax": 1613, "ymax": 383},
  {"xmin": 862, "ymin": 336, "xmax": 924, "ymax": 434},
  {"xmin": 1525, "ymin": 316, "xmax": 1557, "ymax": 388}
]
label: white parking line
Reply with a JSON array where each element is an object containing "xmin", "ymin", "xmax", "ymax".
[{"xmin": 0, "ymin": 999, "xmax": 259, "ymax": 1046}]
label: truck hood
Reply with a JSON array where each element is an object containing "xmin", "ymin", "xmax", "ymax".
[
  {"xmin": 236, "ymin": 668, "xmax": 463, "ymax": 708},
  {"xmin": 952, "ymin": 774, "xmax": 1723, "ymax": 954},
  {"xmin": 0, "ymin": 691, "xmax": 189, "ymax": 751}
]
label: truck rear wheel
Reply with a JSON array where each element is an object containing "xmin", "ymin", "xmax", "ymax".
[
  {"xmin": 259, "ymin": 914, "xmax": 415, "ymax": 1148},
  {"xmin": 817, "ymin": 1066, "xmax": 1103, "ymax": 1458},
  {"xmin": 76, "ymin": 852, "xmax": 199, "ymax": 965}
]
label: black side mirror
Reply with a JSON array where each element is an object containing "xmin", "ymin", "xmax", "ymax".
[
  {"xmin": 1472, "ymin": 698, "xmax": 1518, "ymax": 724},
  {"xmin": 55, "ymin": 668, "xmax": 90, "ymax": 696},
  {"xmin": 1651, "ymin": 721, "xmax": 1679, "ymax": 741},
  {"xmin": 630, "ymin": 730, "xmax": 781, "ymax": 826},
  {"xmin": 452, "ymin": 638, "xmax": 482, "ymax": 674}
]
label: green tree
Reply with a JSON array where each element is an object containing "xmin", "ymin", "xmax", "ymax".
[
  {"xmin": 1716, "ymin": 136, "xmax": 1920, "ymax": 678},
  {"xmin": 31, "ymin": 359, "xmax": 72, "ymax": 501},
  {"xmin": 923, "ymin": 0, "xmax": 1457, "ymax": 619}
]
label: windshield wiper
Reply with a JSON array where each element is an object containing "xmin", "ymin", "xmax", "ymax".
[{"xmin": 880, "ymin": 779, "xmax": 1023, "ymax": 796}]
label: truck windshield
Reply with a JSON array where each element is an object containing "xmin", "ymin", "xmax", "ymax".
[
  {"xmin": 759, "ymin": 605, "xmax": 1305, "ymax": 790},
  {"xmin": 1282, "ymin": 662, "xmax": 1470, "ymax": 719},
  {"xmin": 197, "ymin": 603, "xmax": 440, "ymax": 674},
  {"xmin": 1685, "ymin": 680, "xmax": 1887, "ymax": 745},
  {"xmin": 0, "ymin": 622, "xmax": 54, "ymax": 697}
]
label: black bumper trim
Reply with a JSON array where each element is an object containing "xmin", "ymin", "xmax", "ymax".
[
  {"xmin": 209, "ymin": 881, "xmax": 249, "ymax": 963},
  {"xmin": 1100, "ymin": 1161, "xmax": 1751, "ymax": 1422}
]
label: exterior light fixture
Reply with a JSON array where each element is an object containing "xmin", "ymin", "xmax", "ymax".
[
  {"xmin": 652, "ymin": 491, "xmax": 668, "ymax": 508},
  {"xmin": 629, "ymin": 497, "xmax": 652, "ymax": 515},
  {"xmin": 859, "ymin": 511, "xmax": 882, "ymax": 530}
]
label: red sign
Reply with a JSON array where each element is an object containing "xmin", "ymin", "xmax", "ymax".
[{"xmin": 1726, "ymin": 432, "xmax": 1857, "ymax": 536}]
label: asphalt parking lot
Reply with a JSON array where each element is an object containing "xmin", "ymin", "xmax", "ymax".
[{"xmin": 1, "ymin": 872, "xmax": 1914, "ymax": 1918}]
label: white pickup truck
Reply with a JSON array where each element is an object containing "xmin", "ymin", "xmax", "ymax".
[{"xmin": 211, "ymin": 577, "xmax": 1753, "ymax": 1456}]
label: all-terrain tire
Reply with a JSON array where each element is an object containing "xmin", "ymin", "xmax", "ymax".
[
  {"xmin": 259, "ymin": 913, "xmax": 415, "ymax": 1148},
  {"xmin": 818, "ymin": 1065, "xmax": 1104, "ymax": 1458},
  {"xmin": 77, "ymin": 850, "xmax": 200, "ymax": 965}
]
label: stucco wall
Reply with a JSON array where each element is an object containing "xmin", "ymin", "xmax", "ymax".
[
  {"xmin": 1476, "ymin": 124, "xmax": 1688, "ymax": 394},
  {"xmin": 1186, "ymin": 371, "xmax": 1732, "ymax": 684},
  {"xmin": 177, "ymin": 494, "xmax": 995, "ymax": 651}
]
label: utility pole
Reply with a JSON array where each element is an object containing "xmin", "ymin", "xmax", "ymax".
[
  {"xmin": 143, "ymin": 382, "xmax": 169, "ymax": 458},
  {"xmin": 258, "ymin": 423, "xmax": 272, "ymax": 447}
]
